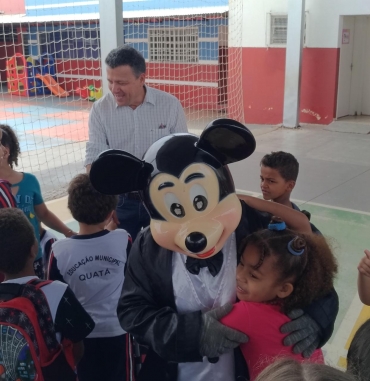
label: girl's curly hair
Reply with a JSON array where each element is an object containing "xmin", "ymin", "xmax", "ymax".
[
  {"xmin": 238, "ymin": 228, "xmax": 338, "ymax": 313},
  {"xmin": 0, "ymin": 124, "xmax": 21, "ymax": 168}
]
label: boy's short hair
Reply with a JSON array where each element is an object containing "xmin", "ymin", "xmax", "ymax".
[
  {"xmin": 0, "ymin": 208, "xmax": 36, "ymax": 274},
  {"xmin": 68, "ymin": 174, "xmax": 118, "ymax": 225},
  {"xmin": 260, "ymin": 151, "xmax": 299, "ymax": 181}
]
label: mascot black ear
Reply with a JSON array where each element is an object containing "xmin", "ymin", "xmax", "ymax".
[
  {"xmin": 89, "ymin": 149, "xmax": 153, "ymax": 195},
  {"xmin": 196, "ymin": 118, "xmax": 256, "ymax": 165}
]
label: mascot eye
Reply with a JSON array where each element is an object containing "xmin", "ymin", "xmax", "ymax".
[
  {"xmin": 190, "ymin": 184, "xmax": 208, "ymax": 212},
  {"xmin": 193, "ymin": 196, "xmax": 208, "ymax": 211},
  {"xmin": 170, "ymin": 203, "xmax": 185, "ymax": 217},
  {"xmin": 164, "ymin": 193, "xmax": 186, "ymax": 218}
]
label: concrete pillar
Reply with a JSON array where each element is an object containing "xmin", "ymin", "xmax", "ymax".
[
  {"xmin": 99, "ymin": 0, "xmax": 124, "ymax": 95},
  {"xmin": 282, "ymin": 0, "xmax": 305, "ymax": 128}
]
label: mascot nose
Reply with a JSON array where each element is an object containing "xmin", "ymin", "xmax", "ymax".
[{"xmin": 185, "ymin": 232, "xmax": 208, "ymax": 253}]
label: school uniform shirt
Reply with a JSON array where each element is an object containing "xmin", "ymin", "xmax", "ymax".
[
  {"xmin": 221, "ymin": 302, "xmax": 324, "ymax": 381},
  {"xmin": 11, "ymin": 173, "xmax": 44, "ymax": 259},
  {"xmin": 3, "ymin": 276, "xmax": 94, "ymax": 343},
  {"xmin": 0, "ymin": 179, "xmax": 16, "ymax": 208},
  {"xmin": 48, "ymin": 229, "xmax": 130, "ymax": 338}
]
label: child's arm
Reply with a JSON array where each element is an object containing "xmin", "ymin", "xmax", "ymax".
[
  {"xmin": 35, "ymin": 203, "xmax": 77, "ymax": 237},
  {"xmin": 238, "ymin": 195, "xmax": 311, "ymax": 233},
  {"xmin": 358, "ymin": 250, "xmax": 370, "ymax": 305}
]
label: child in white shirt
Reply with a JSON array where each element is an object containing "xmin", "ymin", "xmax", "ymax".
[{"xmin": 48, "ymin": 174, "xmax": 132, "ymax": 381}]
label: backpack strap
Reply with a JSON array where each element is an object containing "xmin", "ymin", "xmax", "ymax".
[
  {"xmin": 27, "ymin": 278, "xmax": 53, "ymax": 289},
  {"xmin": 22, "ymin": 279, "xmax": 60, "ymax": 353}
]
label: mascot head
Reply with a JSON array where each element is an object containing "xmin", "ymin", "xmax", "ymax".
[{"xmin": 90, "ymin": 119, "xmax": 256, "ymax": 259}]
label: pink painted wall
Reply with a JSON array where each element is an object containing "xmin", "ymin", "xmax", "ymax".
[
  {"xmin": 0, "ymin": 0, "xmax": 25, "ymax": 14},
  {"xmin": 230, "ymin": 47, "xmax": 340, "ymax": 125}
]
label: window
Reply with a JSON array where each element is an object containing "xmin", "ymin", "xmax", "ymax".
[
  {"xmin": 148, "ymin": 27, "xmax": 198, "ymax": 63},
  {"xmin": 83, "ymin": 30, "xmax": 100, "ymax": 59},
  {"xmin": 23, "ymin": 34, "xmax": 30, "ymax": 56},
  {"xmin": 0, "ymin": 25, "xmax": 15, "ymax": 43},
  {"xmin": 270, "ymin": 15, "xmax": 288, "ymax": 45},
  {"xmin": 51, "ymin": 28, "xmax": 100, "ymax": 60},
  {"xmin": 61, "ymin": 31, "xmax": 77, "ymax": 59}
]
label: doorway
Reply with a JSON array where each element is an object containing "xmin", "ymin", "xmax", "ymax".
[{"xmin": 336, "ymin": 15, "xmax": 370, "ymax": 118}]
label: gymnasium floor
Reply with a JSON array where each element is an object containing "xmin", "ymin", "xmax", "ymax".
[{"xmin": 1, "ymin": 93, "xmax": 370, "ymax": 370}]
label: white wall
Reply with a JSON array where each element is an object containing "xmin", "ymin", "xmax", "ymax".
[{"xmin": 231, "ymin": 0, "xmax": 370, "ymax": 48}]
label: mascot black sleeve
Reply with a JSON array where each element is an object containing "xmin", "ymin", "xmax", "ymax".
[{"xmin": 117, "ymin": 228, "xmax": 203, "ymax": 363}]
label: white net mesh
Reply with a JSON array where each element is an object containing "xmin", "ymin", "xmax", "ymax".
[{"xmin": 0, "ymin": 0, "xmax": 244, "ymax": 200}]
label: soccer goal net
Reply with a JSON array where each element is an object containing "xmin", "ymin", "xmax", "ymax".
[{"xmin": 0, "ymin": 0, "xmax": 244, "ymax": 200}]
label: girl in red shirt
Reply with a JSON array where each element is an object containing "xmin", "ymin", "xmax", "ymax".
[{"xmin": 221, "ymin": 217, "xmax": 337, "ymax": 380}]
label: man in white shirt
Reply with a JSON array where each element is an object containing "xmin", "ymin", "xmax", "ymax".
[{"xmin": 85, "ymin": 45, "xmax": 188, "ymax": 240}]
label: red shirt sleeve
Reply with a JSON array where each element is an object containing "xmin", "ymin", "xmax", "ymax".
[
  {"xmin": 0, "ymin": 180, "xmax": 16, "ymax": 208},
  {"xmin": 220, "ymin": 302, "xmax": 253, "ymax": 336}
]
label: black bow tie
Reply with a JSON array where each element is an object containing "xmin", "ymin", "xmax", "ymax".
[{"xmin": 185, "ymin": 250, "xmax": 224, "ymax": 277}]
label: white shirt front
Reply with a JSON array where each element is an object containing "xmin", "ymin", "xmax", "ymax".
[
  {"xmin": 85, "ymin": 85, "xmax": 188, "ymax": 165},
  {"xmin": 172, "ymin": 233, "xmax": 237, "ymax": 381}
]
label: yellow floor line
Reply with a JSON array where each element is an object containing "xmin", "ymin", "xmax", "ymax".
[{"xmin": 337, "ymin": 305, "xmax": 370, "ymax": 368}]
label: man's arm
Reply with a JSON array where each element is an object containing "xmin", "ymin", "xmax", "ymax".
[
  {"xmin": 85, "ymin": 103, "xmax": 110, "ymax": 167},
  {"xmin": 117, "ymin": 231, "xmax": 203, "ymax": 363}
]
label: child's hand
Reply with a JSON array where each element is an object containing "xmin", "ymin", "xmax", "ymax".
[{"xmin": 358, "ymin": 250, "xmax": 370, "ymax": 278}]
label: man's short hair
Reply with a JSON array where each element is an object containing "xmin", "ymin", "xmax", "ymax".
[
  {"xmin": 0, "ymin": 208, "xmax": 36, "ymax": 274},
  {"xmin": 260, "ymin": 151, "xmax": 299, "ymax": 181},
  {"xmin": 68, "ymin": 174, "xmax": 118, "ymax": 225},
  {"xmin": 105, "ymin": 45, "xmax": 146, "ymax": 77}
]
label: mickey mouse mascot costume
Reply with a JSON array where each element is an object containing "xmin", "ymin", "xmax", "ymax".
[{"xmin": 90, "ymin": 119, "xmax": 338, "ymax": 381}]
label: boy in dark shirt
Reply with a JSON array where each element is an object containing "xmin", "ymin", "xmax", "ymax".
[
  {"xmin": 260, "ymin": 151, "xmax": 299, "ymax": 209},
  {"xmin": 259, "ymin": 151, "xmax": 320, "ymax": 233}
]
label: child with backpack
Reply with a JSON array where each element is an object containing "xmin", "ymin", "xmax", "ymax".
[
  {"xmin": 48, "ymin": 174, "xmax": 132, "ymax": 381},
  {"xmin": 0, "ymin": 208, "xmax": 94, "ymax": 381},
  {"xmin": 0, "ymin": 124, "xmax": 77, "ymax": 278},
  {"xmin": 221, "ymin": 217, "xmax": 338, "ymax": 380}
]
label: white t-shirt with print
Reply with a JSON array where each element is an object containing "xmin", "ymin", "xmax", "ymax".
[{"xmin": 49, "ymin": 229, "xmax": 129, "ymax": 338}]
